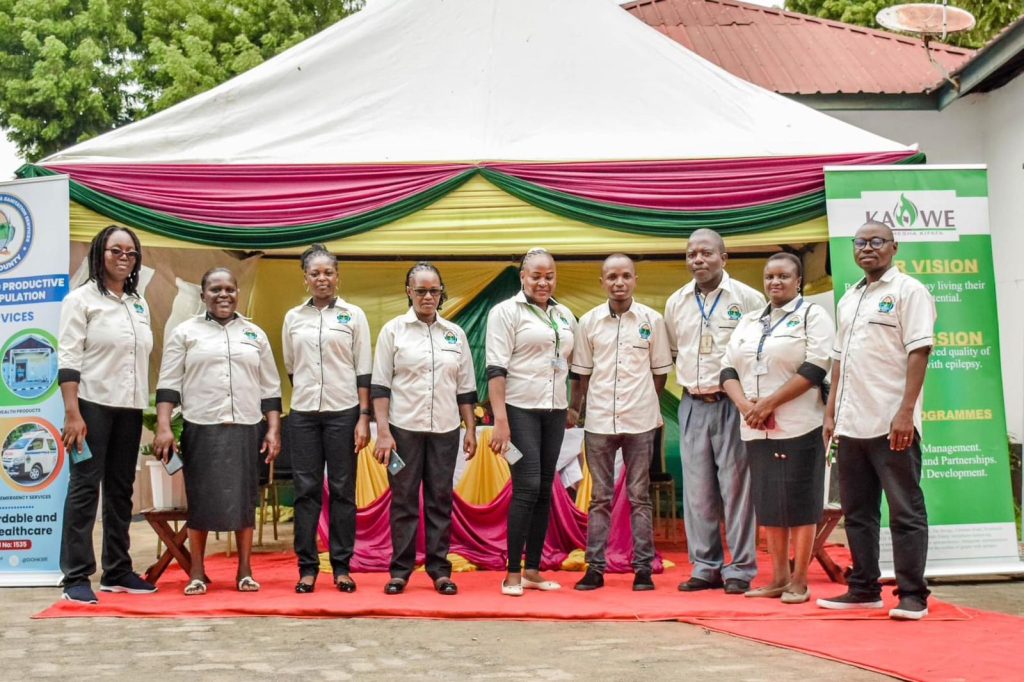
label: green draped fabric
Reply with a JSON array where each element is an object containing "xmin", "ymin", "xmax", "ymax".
[
  {"xmin": 451, "ymin": 266, "xmax": 523, "ymax": 404},
  {"xmin": 18, "ymin": 153, "xmax": 925, "ymax": 249},
  {"xmin": 659, "ymin": 390, "xmax": 684, "ymax": 514}
]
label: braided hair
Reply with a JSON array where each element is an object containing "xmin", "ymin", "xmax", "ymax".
[
  {"xmin": 405, "ymin": 261, "xmax": 448, "ymax": 310},
  {"xmin": 88, "ymin": 225, "xmax": 142, "ymax": 296},
  {"xmin": 299, "ymin": 243, "xmax": 337, "ymax": 272},
  {"xmin": 519, "ymin": 246, "xmax": 554, "ymax": 272}
]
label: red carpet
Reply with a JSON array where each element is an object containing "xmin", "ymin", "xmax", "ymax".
[{"xmin": 34, "ymin": 549, "xmax": 1023, "ymax": 681}]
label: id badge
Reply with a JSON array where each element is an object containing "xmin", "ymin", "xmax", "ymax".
[
  {"xmin": 754, "ymin": 359, "xmax": 769, "ymax": 376},
  {"xmin": 699, "ymin": 333, "xmax": 714, "ymax": 354},
  {"xmin": 551, "ymin": 356, "xmax": 567, "ymax": 371}
]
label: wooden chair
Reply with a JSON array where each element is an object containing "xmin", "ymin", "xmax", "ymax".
[{"xmin": 649, "ymin": 426, "xmax": 679, "ymax": 542}]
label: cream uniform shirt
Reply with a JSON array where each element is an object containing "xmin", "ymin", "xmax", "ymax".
[
  {"xmin": 282, "ymin": 297, "xmax": 372, "ymax": 412},
  {"xmin": 157, "ymin": 314, "xmax": 282, "ymax": 425},
  {"xmin": 723, "ymin": 298, "xmax": 835, "ymax": 441},
  {"xmin": 371, "ymin": 309, "xmax": 477, "ymax": 433},
  {"xmin": 57, "ymin": 283, "xmax": 153, "ymax": 410},
  {"xmin": 664, "ymin": 271, "xmax": 766, "ymax": 394},
  {"xmin": 570, "ymin": 300, "xmax": 673, "ymax": 434},
  {"xmin": 486, "ymin": 291, "xmax": 577, "ymax": 410},
  {"xmin": 832, "ymin": 266, "xmax": 936, "ymax": 440}
]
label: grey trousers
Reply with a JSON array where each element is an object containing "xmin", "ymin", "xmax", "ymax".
[
  {"xmin": 584, "ymin": 429, "xmax": 657, "ymax": 573},
  {"xmin": 679, "ymin": 394, "xmax": 757, "ymax": 582}
]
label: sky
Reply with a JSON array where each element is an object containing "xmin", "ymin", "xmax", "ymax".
[{"xmin": 0, "ymin": 0, "xmax": 785, "ymax": 177}]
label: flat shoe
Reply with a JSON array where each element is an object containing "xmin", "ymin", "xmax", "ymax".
[
  {"xmin": 781, "ymin": 588, "xmax": 811, "ymax": 604},
  {"xmin": 434, "ymin": 578, "xmax": 458, "ymax": 596},
  {"xmin": 521, "ymin": 577, "xmax": 561, "ymax": 591},
  {"xmin": 501, "ymin": 581, "xmax": 524, "ymax": 597},
  {"xmin": 744, "ymin": 585, "xmax": 788, "ymax": 599},
  {"xmin": 335, "ymin": 576, "xmax": 357, "ymax": 593},
  {"xmin": 294, "ymin": 580, "xmax": 315, "ymax": 594},
  {"xmin": 384, "ymin": 578, "xmax": 406, "ymax": 595}
]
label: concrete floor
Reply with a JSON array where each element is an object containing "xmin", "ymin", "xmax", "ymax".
[{"xmin": 1, "ymin": 519, "xmax": 1022, "ymax": 681}]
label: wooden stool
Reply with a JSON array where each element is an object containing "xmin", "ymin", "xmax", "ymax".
[
  {"xmin": 142, "ymin": 508, "xmax": 190, "ymax": 584},
  {"xmin": 650, "ymin": 475, "xmax": 678, "ymax": 542},
  {"xmin": 814, "ymin": 505, "xmax": 848, "ymax": 583}
]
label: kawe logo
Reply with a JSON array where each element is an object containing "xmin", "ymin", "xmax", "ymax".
[
  {"xmin": 858, "ymin": 190, "xmax": 963, "ymax": 242},
  {"xmin": 866, "ymin": 193, "xmax": 956, "ymax": 231}
]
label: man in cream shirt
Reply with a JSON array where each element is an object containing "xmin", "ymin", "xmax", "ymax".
[
  {"xmin": 819, "ymin": 221, "xmax": 935, "ymax": 621},
  {"xmin": 570, "ymin": 254, "xmax": 673, "ymax": 592},
  {"xmin": 664, "ymin": 229, "xmax": 765, "ymax": 594}
]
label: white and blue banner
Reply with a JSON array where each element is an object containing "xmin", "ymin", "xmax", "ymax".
[{"xmin": 0, "ymin": 175, "xmax": 70, "ymax": 586}]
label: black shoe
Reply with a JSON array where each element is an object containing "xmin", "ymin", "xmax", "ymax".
[
  {"xmin": 574, "ymin": 569, "xmax": 604, "ymax": 591},
  {"xmin": 434, "ymin": 577, "xmax": 458, "ymax": 596},
  {"xmin": 889, "ymin": 596, "xmax": 928, "ymax": 620},
  {"xmin": 816, "ymin": 591, "xmax": 884, "ymax": 610},
  {"xmin": 62, "ymin": 584, "xmax": 98, "ymax": 604},
  {"xmin": 384, "ymin": 578, "xmax": 406, "ymax": 595},
  {"xmin": 677, "ymin": 576, "xmax": 723, "ymax": 592},
  {"xmin": 723, "ymin": 579, "xmax": 750, "ymax": 595},
  {"xmin": 335, "ymin": 575, "xmax": 357, "ymax": 593},
  {"xmin": 295, "ymin": 580, "xmax": 316, "ymax": 594},
  {"xmin": 99, "ymin": 573, "xmax": 157, "ymax": 594},
  {"xmin": 632, "ymin": 571, "xmax": 655, "ymax": 591}
]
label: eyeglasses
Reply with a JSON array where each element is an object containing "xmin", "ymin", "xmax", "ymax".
[
  {"xmin": 852, "ymin": 237, "xmax": 893, "ymax": 251},
  {"xmin": 410, "ymin": 287, "xmax": 444, "ymax": 298},
  {"xmin": 106, "ymin": 247, "xmax": 140, "ymax": 260}
]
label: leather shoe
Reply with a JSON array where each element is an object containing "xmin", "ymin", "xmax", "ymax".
[
  {"xmin": 677, "ymin": 576, "xmax": 723, "ymax": 592},
  {"xmin": 384, "ymin": 578, "xmax": 406, "ymax": 595},
  {"xmin": 632, "ymin": 571, "xmax": 655, "ymax": 591},
  {"xmin": 574, "ymin": 569, "xmax": 604, "ymax": 591},
  {"xmin": 723, "ymin": 578, "xmax": 751, "ymax": 595}
]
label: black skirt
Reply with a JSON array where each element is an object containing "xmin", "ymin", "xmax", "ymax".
[
  {"xmin": 180, "ymin": 421, "xmax": 261, "ymax": 532},
  {"xmin": 746, "ymin": 427, "xmax": 825, "ymax": 527}
]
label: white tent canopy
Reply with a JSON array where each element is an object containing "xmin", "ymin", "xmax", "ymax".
[{"xmin": 45, "ymin": 0, "xmax": 911, "ymax": 165}]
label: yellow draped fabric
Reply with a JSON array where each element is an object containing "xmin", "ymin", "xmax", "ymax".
[
  {"xmin": 355, "ymin": 446, "xmax": 391, "ymax": 508},
  {"xmin": 454, "ymin": 431, "xmax": 512, "ymax": 505},
  {"xmin": 68, "ymin": 175, "xmax": 828, "ymax": 255}
]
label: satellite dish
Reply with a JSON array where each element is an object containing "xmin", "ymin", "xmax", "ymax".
[{"xmin": 877, "ymin": 3, "xmax": 976, "ymax": 40}]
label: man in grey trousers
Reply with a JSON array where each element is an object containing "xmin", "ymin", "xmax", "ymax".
[{"xmin": 664, "ymin": 229, "xmax": 765, "ymax": 594}]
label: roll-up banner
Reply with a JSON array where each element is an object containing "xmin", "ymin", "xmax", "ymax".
[
  {"xmin": 825, "ymin": 165, "xmax": 1024, "ymax": 577},
  {"xmin": 0, "ymin": 175, "xmax": 70, "ymax": 586}
]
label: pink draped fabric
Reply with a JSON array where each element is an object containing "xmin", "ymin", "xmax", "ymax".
[
  {"xmin": 44, "ymin": 150, "xmax": 917, "ymax": 226},
  {"xmin": 319, "ymin": 474, "xmax": 664, "ymax": 574}
]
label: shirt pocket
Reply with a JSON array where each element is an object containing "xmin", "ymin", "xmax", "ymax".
[{"xmin": 867, "ymin": 314, "xmax": 898, "ymax": 330}]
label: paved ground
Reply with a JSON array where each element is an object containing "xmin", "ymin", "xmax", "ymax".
[{"xmin": 1, "ymin": 520, "xmax": 1021, "ymax": 681}]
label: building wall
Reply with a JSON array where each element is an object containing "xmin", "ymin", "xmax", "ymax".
[{"xmin": 831, "ymin": 85, "xmax": 1024, "ymax": 440}]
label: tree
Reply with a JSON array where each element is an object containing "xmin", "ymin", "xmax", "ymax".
[
  {"xmin": 0, "ymin": 0, "xmax": 362, "ymax": 162},
  {"xmin": 785, "ymin": 1, "xmax": 1023, "ymax": 49}
]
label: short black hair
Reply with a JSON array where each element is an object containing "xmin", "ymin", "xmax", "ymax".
[
  {"xmin": 766, "ymin": 252, "xmax": 803, "ymax": 279},
  {"xmin": 88, "ymin": 225, "xmax": 142, "ymax": 296},
  {"xmin": 200, "ymin": 266, "xmax": 236, "ymax": 291}
]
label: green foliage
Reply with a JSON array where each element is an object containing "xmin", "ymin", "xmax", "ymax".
[
  {"xmin": 785, "ymin": 1, "xmax": 1023, "ymax": 49},
  {"xmin": 0, "ymin": 0, "xmax": 362, "ymax": 161}
]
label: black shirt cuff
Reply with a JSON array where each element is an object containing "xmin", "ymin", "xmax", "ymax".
[
  {"xmin": 568, "ymin": 371, "xmax": 580, "ymax": 381},
  {"xmin": 58, "ymin": 369, "xmax": 81, "ymax": 384},
  {"xmin": 719, "ymin": 367, "xmax": 740, "ymax": 387},
  {"xmin": 155, "ymin": 388, "xmax": 181, "ymax": 405},
  {"xmin": 796, "ymin": 362, "xmax": 827, "ymax": 386},
  {"xmin": 456, "ymin": 391, "xmax": 479, "ymax": 405},
  {"xmin": 486, "ymin": 365, "xmax": 508, "ymax": 379},
  {"xmin": 261, "ymin": 397, "xmax": 283, "ymax": 414},
  {"xmin": 356, "ymin": 374, "xmax": 371, "ymax": 389},
  {"xmin": 370, "ymin": 384, "xmax": 392, "ymax": 399}
]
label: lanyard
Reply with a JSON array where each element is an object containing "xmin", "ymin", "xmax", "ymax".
[
  {"xmin": 526, "ymin": 303, "xmax": 561, "ymax": 356},
  {"xmin": 756, "ymin": 298, "xmax": 803, "ymax": 359},
  {"xmin": 694, "ymin": 288, "xmax": 723, "ymax": 327}
]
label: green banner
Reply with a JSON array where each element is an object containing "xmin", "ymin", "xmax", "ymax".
[{"xmin": 825, "ymin": 166, "xmax": 1023, "ymax": 577}]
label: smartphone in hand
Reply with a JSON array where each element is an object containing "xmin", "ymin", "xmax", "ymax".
[
  {"xmin": 163, "ymin": 451, "xmax": 184, "ymax": 475},
  {"xmin": 70, "ymin": 441, "xmax": 93, "ymax": 465},
  {"xmin": 504, "ymin": 443, "xmax": 523, "ymax": 465},
  {"xmin": 388, "ymin": 449, "xmax": 406, "ymax": 475}
]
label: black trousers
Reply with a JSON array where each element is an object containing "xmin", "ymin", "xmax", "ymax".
[
  {"xmin": 388, "ymin": 425, "xmax": 460, "ymax": 581},
  {"xmin": 506, "ymin": 406, "xmax": 567, "ymax": 573},
  {"xmin": 59, "ymin": 399, "xmax": 143, "ymax": 586},
  {"xmin": 290, "ymin": 407, "xmax": 360, "ymax": 578},
  {"xmin": 837, "ymin": 434, "xmax": 930, "ymax": 601}
]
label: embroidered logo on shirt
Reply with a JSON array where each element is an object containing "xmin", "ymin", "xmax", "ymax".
[
  {"xmin": 638, "ymin": 322, "xmax": 652, "ymax": 340},
  {"xmin": 559, "ymin": 314, "xmax": 571, "ymax": 329},
  {"xmin": 443, "ymin": 330, "xmax": 458, "ymax": 345},
  {"xmin": 133, "ymin": 302, "xmax": 145, "ymax": 314},
  {"xmin": 243, "ymin": 330, "xmax": 258, "ymax": 341},
  {"xmin": 726, "ymin": 304, "xmax": 742, "ymax": 321},
  {"xmin": 878, "ymin": 295, "xmax": 895, "ymax": 314},
  {"xmin": 336, "ymin": 310, "xmax": 351, "ymax": 324},
  {"xmin": 786, "ymin": 316, "xmax": 801, "ymax": 328}
]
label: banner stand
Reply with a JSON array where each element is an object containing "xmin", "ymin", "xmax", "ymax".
[
  {"xmin": 825, "ymin": 164, "xmax": 1024, "ymax": 579},
  {"xmin": 0, "ymin": 175, "xmax": 70, "ymax": 587}
]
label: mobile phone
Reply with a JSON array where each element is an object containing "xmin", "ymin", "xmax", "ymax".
[
  {"xmin": 504, "ymin": 443, "xmax": 523, "ymax": 466},
  {"xmin": 69, "ymin": 440, "xmax": 93, "ymax": 464},
  {"xmin": 388, "ymin": 449, "xmax": 406, "ymax": 475},
  {"xmin": 163, "ymin": 451, "xmax": 184, "ymax": 475}
]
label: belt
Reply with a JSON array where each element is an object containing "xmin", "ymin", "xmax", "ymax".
[{"xmin": 688, "ymin": 391, "xmax": 725, "ymax": 403}]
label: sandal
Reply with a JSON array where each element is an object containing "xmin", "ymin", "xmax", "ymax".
[
  {"xmin": 384, "ymin": 578, "xmax": 406, "ymax": 595},
  {"xmin": 237, "ymin": 576, "xmax": 261, "ymax": 592},
  {"xmin": 434, "ymin": 578, "xmax": 458, "ymax": 596},
  {"xmin": 184, "ymin": 578, "xmax": 207, "ymax": 596},
  {"xmin": 335, "ymin": 575, "xmax": 357, "ymax": 593}
]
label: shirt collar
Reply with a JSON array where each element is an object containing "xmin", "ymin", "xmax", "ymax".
[
  {"xmin": 305, "ymin": 296, "xmax": 338, "ymax": 309},
  {"xmin": 514, "ymin": 289, "xmax": 561, "ymax": 309},
  {"xmin": 204, "ymin": 311, "xmax": 241, "ymax": 323},
  {"xmin": 854, "ymin": 265, "xmax": 900, "ymax": 289},
  {"xmin": 598, "ymin": 299, "xmax": 635, "ymax": 320},
  {"xmin": 401, "ymin": 307, "xmax": 452, "ymax": 330}
]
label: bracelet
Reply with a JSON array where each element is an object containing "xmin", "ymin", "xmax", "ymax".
[{"xmin": 359, "ymin": 408, "xmax": 372, "ymax": 416}]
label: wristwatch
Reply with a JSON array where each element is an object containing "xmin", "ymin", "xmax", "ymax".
[{"xmin": 360, "ymin": 408, "xmax": 372, "ymax": 416}]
